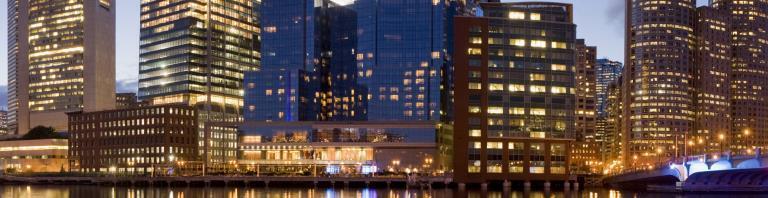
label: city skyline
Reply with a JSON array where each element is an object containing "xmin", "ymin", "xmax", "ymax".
[{"xmin": 0, "ymin": 0, "xmax": 642, "ymax": 104}]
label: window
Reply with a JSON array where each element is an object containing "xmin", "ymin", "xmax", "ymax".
[
  {"xmin": 469, "ymin": 106, "xmax": 481, "ymax": 113},
  {"xmin": 531, "ymin": 40, "xmax": 547, "ymax": 48},
  {"xmin": 487, "ymin": 142, "xmax": 503, "ymax": 149},
  {"xmin": 508, "ymin": 11, "xmax": 525, "ymax": 19},
  {"xmin": 470, "ymin": 37, "xmax": 483, "ymax": 44},
  {"xmin": 531, "ymin": 108, "xmax": 546, "ymax": 115},
  {"xmin": 530, "ymin": 85, "xmax": 546, "ymax": 93},
  {"xmin": 530, "ymin": 132, "xmax": 546, "ymax": 138},
  {"xmin": 530, "ymin": 13, "xmax": 541, "ymax": 20},
  {"xmin": 489, "ymin": 83, "xmax": 504, "ymax": 91},
  {"xmin": 551, "ymin": 64, "xmax": 567, "ymax": 71},
  {"xmin": 530, "ymin": 74, "xmax": 546, "ymax": 81},
  {"xmin": 551, "ymin": 42, "xmax": 567, "ymax": 49},
  {"xmin": 469, "ymin": 129, "xmax": 482, "ymax": 137},
  {"xmin": 469, "ymin": 71, "xmax": 482, "ymax": 78},
  {"xmin": 511, "ymin": 108, "xmax": 525, "ymax": 115},
  {"xmin": 509, "ymin": 84, "xmax": 525, "ymax": 92},
  {"xmin": 551, "ymin": 86, "xmax": 567, "ymax": 94},
  {"xmin": 488, "ymin": 107, "xmax": 504, "ymax": 114},
  {"xmin": 469, "ymin": 83, "xmax": 482, "ymax": 90},
  {"xmin": 468, "ymin": 48, "xmax": 482, "ymax": 55},
  {"xmin": 488, "ymin": 38, "xmax": 503, "ymax": 45},
  {"xmin": 510, "ymin": 39, "xmax": 526, "ymax": 47}
]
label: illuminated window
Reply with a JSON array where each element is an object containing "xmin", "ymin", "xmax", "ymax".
[
  {"xmin": 469, "ymin": 129, "xmax": 482, "ymax": 137},
  {"xmin": 509, "ymin": 84, "xmax": 525, "ymax": 92},
  {"xmin": 469, "ymin": 106, "xmax": 481, "ymax": 113},
  {"xmin": 530, "ymin": 74, "xmax": 546, "ymax": 81},
  {"xmin": 488, "ymin": 107, "xmax": 504, "ymax": 114},
  {"xmin": 530, "ymin": 132, "xmax": 546, "ymax": 138},
  {"xmin": 489, "ymin": 83, "xmax": 504, "ymax": 91},
  {"xmin": 510, "ymin": 39, "xmax": 526, "ymax": 47},
  {"xmin": 468, "ymin": 48, "xmax": 482, "ymax": 55},
  {"xmin": 511, "ymin": 108, "xmax": 525, "ymax": 115},
  {"xmin": 531, "ymin": 108, "xmax": 546, "ymax": 115},
  {"xmin": 551, "ymin": 42, "xmax": 567, "ymax": 49},
  {"xmin": 530, "ymin": 85, "xmax": 546, "ymax": 93},
  {"xmin": 530, "ymin": 13, "xmax": 541, "ymax": 20},
  {"xmin": 487, "ymin": 142, "xmax": 503, "ymax": 149},
  {"xmin": 551, "ymin": 86, "xmax": 567, "ymax": 94},
  {"xmin": 470, "ymin": 37, "xmax": 483, "ymax": 44},
  {"xmin": 551, "ymin": 64, "xmax": 567, "ymax": 71},
  {"xmin": 531, "ymin": 40, "xmax": 547, "ymax": 48},
  {"xmin": 469, "ymin": 83, "xmax": 482, "ymax": 90},
  {"xmin": 508, "ymin": 11, "xmax": 525, "ymax": 19}
]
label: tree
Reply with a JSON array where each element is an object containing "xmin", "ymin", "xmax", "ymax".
[{"xmin": 22, "ymin": 126, "xmax": 63, "ymax": 140}]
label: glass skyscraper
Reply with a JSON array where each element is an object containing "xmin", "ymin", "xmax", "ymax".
[
  {"xmin": 247, "ymin": 0, "xmax": 455, "ymax": 122},
  {"xmin": 355, "ymin": 0, "xmax": 449, "ymax": 121},
  {"xmin": 139, "ymin": 0, "xmax": 260, "ymax": 169}
]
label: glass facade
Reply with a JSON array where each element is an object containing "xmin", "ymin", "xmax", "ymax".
[
  {"xmin": 139, "ymin": 0, "xmax": 260, "ymax": 168},
  {"xmin": 355, "ymin": 0, "xmax": 449, "ymax": 121}
]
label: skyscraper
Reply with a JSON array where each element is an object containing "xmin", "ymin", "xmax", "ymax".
[
  {"xmin": 624, "ymin": 0, "xmax": 697, "ymax": 166},
  {"xmin": 453, "ymin": 2, "xmax": 576, "ymax": 185},
  {"xmin": 595, "ymin": 59, "xmax": 623, "ymax": 118},
  {"xmin": 247, "ymin": 0, "xmax": 365, "ymax": 122},
  {"xmin": 572, "ymin": 39, "xmax": 599, "ymax": 174},
  {"xmin": 712, "ymin": 0, "xmax": 768, "ymax": 154},
  {"xmin": 8, "ymin": 0, "xmax": 117, "ymax": 134},
  {"xmin": 355, "ymin": 0, "xmax": 450, "ymax": 121},
  {"xmin": 139, "ymin": 0, "xmax": 260, "ymax": 168}
]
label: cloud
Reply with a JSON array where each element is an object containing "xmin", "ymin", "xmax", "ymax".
[
  {"xmin": 116, "ymin": 79, "xmax": 138, "ymax": 93},
  {"xmin": 606, "ymin": 0, "xmax": 626, "ymax": 34}
]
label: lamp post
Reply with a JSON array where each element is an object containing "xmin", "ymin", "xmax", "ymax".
[
  {"xmin": 743, "ymin": 129, "xmax": 751, "ymax": 155},
  {"xmin": 719, "ymin": 133, "xmax": 726, "ymax": 156}
]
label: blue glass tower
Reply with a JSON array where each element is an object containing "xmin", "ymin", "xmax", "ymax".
[
  {"xmin": 355, "ymin": 0, "xmax": 450, "ymax": 121},
  {"xmin": 245, "ymin": 0, "xmax": 365, "ymax": 121}
]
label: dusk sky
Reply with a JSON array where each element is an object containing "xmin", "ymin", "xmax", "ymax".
[{"xmin": 0, "ymin": 0, "xmax": 710, "ymax": 102}]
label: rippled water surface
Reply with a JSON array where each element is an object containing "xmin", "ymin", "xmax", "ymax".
[{"xmin": 0, "ymin": 185, "xmax": 764, "ymax": 198}]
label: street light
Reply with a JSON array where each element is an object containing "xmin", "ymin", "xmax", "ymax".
[{"xmin": 719, "ymin": 133, "xmax": 726, "ymax": 156}]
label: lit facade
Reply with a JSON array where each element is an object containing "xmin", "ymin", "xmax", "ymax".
[
  {"xmin": 139, "ymin": 0, "xmax": 259, "ymax": 169},
  {"xmin": 595, "ymin": 59, "xmax": 623, "ymax": 118},
  {"xmin": 0, "ymin": 139, "xmax": 68, "ymax": 173},
  {"xmin": 355, "ymin": 0, "xmax": 451, "ymax": 121},
  {"xmin": 116, "ymin": 93, "xmax": 139, "ymax": 109},
  {"xmin": 8, "ymin": 0, "xmax": 117, "ymax": 134},
  {"xmin": 248, "ymin": 0, "xmax": 365, "ymax": 122},
  {"xmin": 624, "ymin": 0, "xmax": 697, "ymax": 166},
  {"xmin": 693, "ymin": 6, "xmax": 732, "ymax": 155},
  {"xmin": 67, "ymin": 105, "xmax": 199, "ymax": 174},
  {"xmin": 572, "ymin": 39, "xmax": 600, "ymax": 174},
  {"xmin": 453, "ymin": 2, "xmax": 576, "ymax": 184},
  {"xmin": 235, "ymin": 121, "xmax": 452, "ymax": 175},
  {"xmin": 711, "ymin": 0, "xmax": 768, "ymax": 154}
]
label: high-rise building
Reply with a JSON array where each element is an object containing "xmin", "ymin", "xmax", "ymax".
[
  {"xmin": 453, "ymin": 2, "xmax": 576, "ymax": 185},
  {"xmin": 139, "ymin": 0, "xmax": 260, "ymax": 169},
  {"xmin": 693, "ymin": 6, "xmax": 732, "ymax": 155},
  {"xmin": 712, "ymin": 0, "xmax": 768, "ymax": 154},
  {"xmin": 595, "ymin": 59, "xmax": 623, "ymax": 117},
  {"xmin": 116, "ymin": 93, "xmax": 139, "ymax": 109},
  {"xmin": 8, "ymin": 0, "xmax": 117, "ymax": 134},
  {"xmin": 624, "ymin": 0, "xmax": 697, "ymax": 166},
  {"xmin": 355, "ymin": 0, "xmax": 451, "ymax": 121},
  {"xmin": 572, "ymin": 39, "xmax": 599, "ymax": 174},
  {"xmin": 247, "ymin": 0, "xmax": 365, "ymax": 122}
]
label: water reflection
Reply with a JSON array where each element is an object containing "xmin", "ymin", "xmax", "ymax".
[{"xmin": 0, "ymin": 185, "xmax": 765, "ymax": 198}]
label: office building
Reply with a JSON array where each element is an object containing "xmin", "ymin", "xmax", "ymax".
[
  {"xmin": 595, "ymin": 59, "xmax": 623, "ymax": 118},
  {"xmin": 116, "ymin": 93, "xmax": 139, "ymax": 109},
  {"xmin": 624, "ymin": 0, "xmax": 697, "ymax": 166},
  {"xmin": 595, "ymin": 59, "xmax": 622, "ymax": 166},
  {"xmin": 248, "ymin": 0, "xmax": 365, "ymax": 122},
  {"xmin": 235, "ymin": 121, "xmax": 452, "ymax": 175},
  {"xmin": 139, "ymin": 0, "xmax": 260, "ymax": 169},
  {"xmin": 711, "ymin": 0, "xmax": 768, "ymax": 153},
  {"xmin": 0, "ymin": 138, "xmax": 68, "ymax": 173},
  {"xmin": 453, "ymin": 2, "xmax": 576, "ymax": 185},
  {"xmin": 572, "ymin": 39, "xmax": 599, "ymax": 174},
  {"xmin": 67, "ymin": 105, "xmax": 198, "ymax": 174},
  {"xmin": 693, "ymin": 6, "xmax": 732, "ymax": 155},
  {"xmin": 8, "ymin": 0, "xmax": 117, "ymax": 134},
  {"xmin": 0, "ymin": 110, "xmax": 8, "ymax": 136}
]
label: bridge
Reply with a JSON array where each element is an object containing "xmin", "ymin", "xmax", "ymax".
[{"xmin": 604, "ymin": 150, "xmax": 768, "ymax": 192}]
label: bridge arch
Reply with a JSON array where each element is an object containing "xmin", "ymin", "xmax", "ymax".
[{"xmin": 710, "ymin": 160, "xmax": 732, "ymax": 171}]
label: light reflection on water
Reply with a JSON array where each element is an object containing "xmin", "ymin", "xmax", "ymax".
[{"xmin": 0, "ymin": 185, "xmax": 765, "ymax": 198}]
